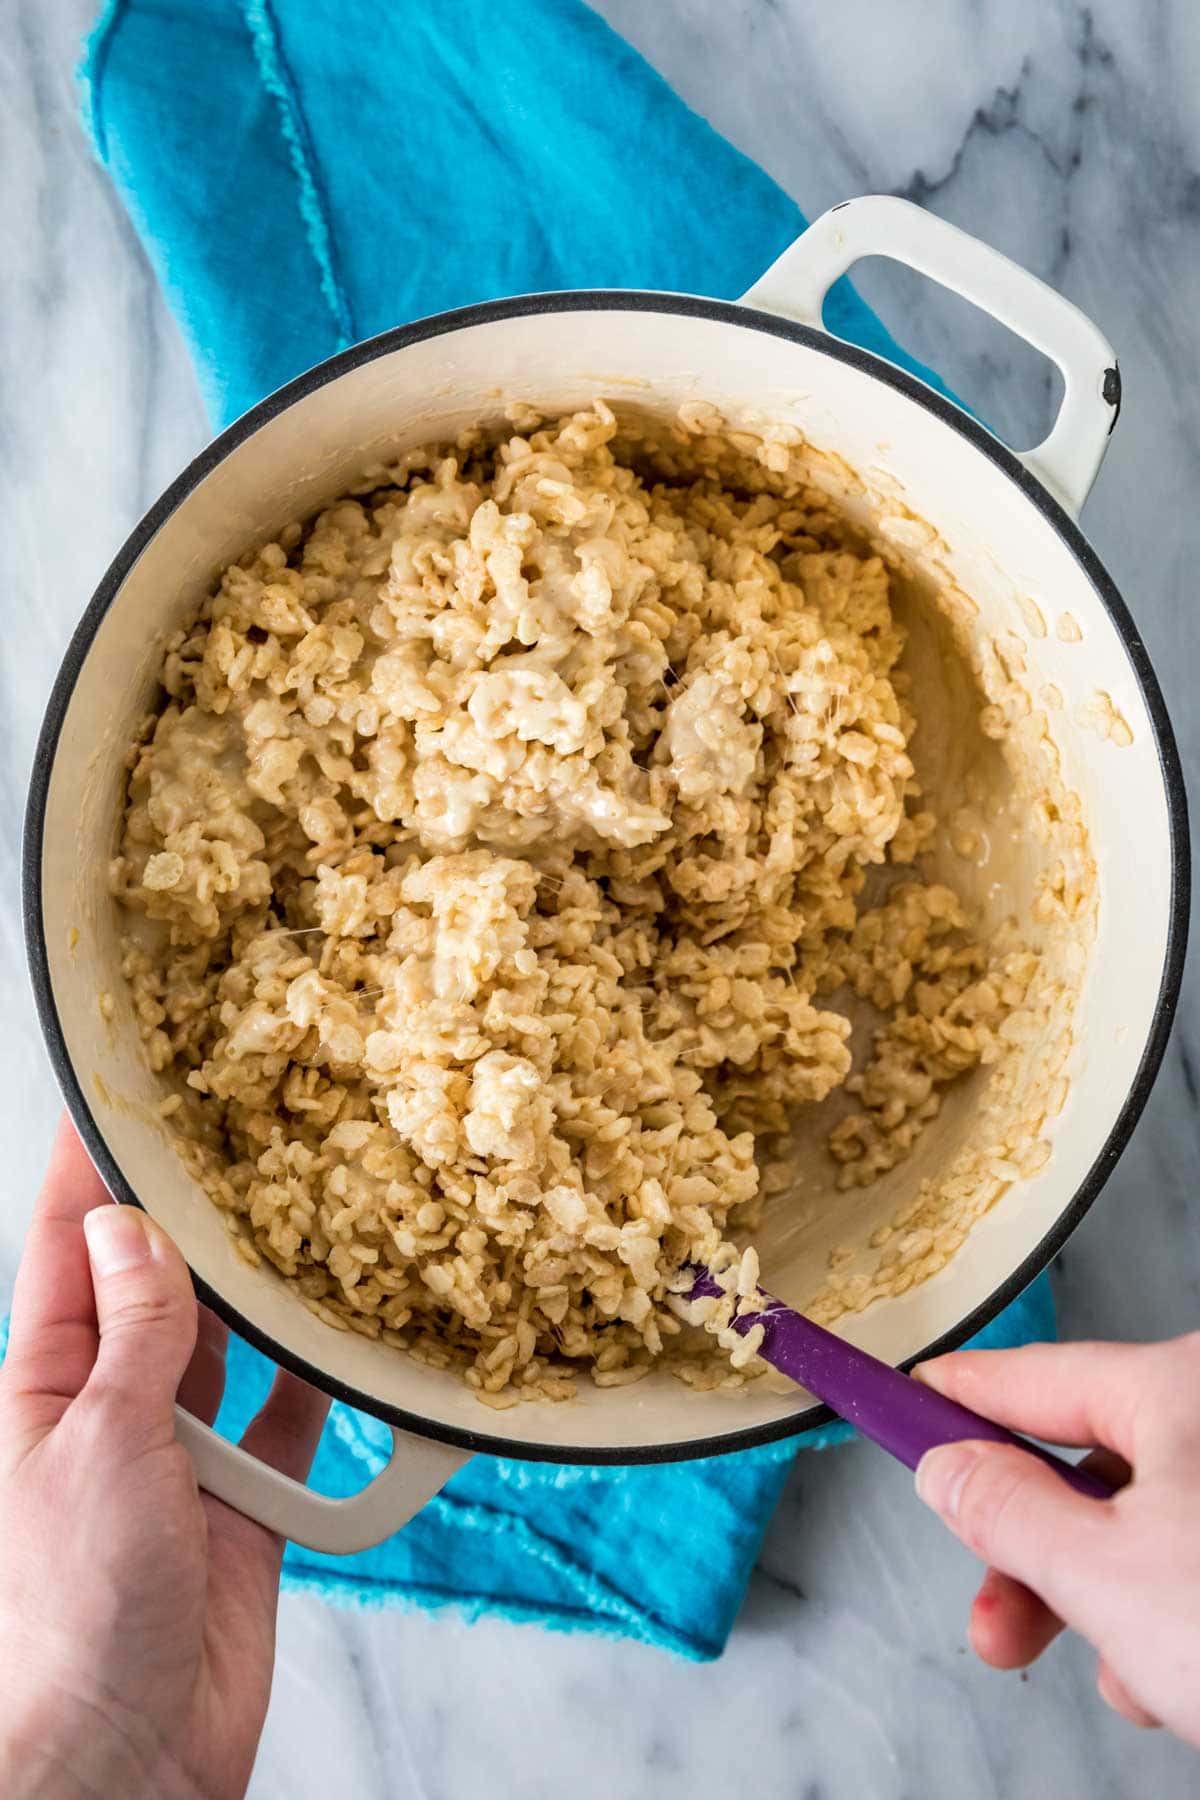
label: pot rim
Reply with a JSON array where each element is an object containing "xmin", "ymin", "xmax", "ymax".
[{"xmin": 22, "ymin": 288, "xmax": 1191, "ymax": 1464}]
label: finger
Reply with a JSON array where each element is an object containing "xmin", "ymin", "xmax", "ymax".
[
  {"xmin": 4, "ymin": 1119, "xmax": 108, "ymax": 1408},
  {"xmin": 239, "ymin": 1370, "xmax": 330, "ymax": 1485},
  {"xmin": 968, "ymin": 1567, "xmax": 1064, "ymax": 1669},
  {"xmin": 80, "ymin": 1207, "xmax": 198, "ymax": 1448},
  {"xmin": 1097, "ymin": 1658, "xmax": 1161, "ymax": 1730},
  {"xmin": 177, "ymin": 1307, "xmax": 229, "ymax": 1428},
  {"xmin": 914, "ymin": 1342, "xmax": 1150, "ymax": 1461},
  {"xmin": 915, "ymin": 1439, "xmax": 1111, "ymax": 1619},
  {"xmin": 967, "ymin": 1422, "xmax": 1134, "ymax": 1667}
]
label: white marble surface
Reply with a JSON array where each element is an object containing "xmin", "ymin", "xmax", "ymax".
[{"xmin": 3, "ymin": 0, "xmax": 1199, "ymax": 1793}]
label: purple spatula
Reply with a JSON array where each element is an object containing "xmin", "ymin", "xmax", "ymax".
[{"xmin": 689, "ymin": 1269, "xmax": 1111, "ymax": 1500}]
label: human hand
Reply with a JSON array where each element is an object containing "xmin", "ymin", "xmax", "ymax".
[
  {"xmin": 914, "ymin": 1336, "xmax": 1200, "ymax": 1745},
  {"xmin": 0, "ymin": 1119, "xmax": 330, "ymax": 1799}
]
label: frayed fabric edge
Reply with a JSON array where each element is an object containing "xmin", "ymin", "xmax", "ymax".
[
  {"xmin": 77, "ymin": 0, "xmax": 127, "ymax": 162},
  {"xmin": 240, "ymin": 0, "xmax": 355, "ymax": 349},
  {"xmin": 279, "ymin": 1562, "xmax": 719, "ymax": 1661}
]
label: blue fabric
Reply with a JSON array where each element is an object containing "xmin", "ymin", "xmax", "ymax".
[{"xmin": 63, "ymin": 0, "xmax": 1058, "ymax": 1660}]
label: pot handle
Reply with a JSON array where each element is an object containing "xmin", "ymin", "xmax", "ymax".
[
  {"xmin": 740, "ymin": 195, "xmax": 1120, "ymax": 518},
  {"xmin": 175, "ymin": 1404, "xmax": 471, "ymax": 1555}
]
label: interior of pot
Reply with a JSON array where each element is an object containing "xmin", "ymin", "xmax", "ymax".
[{"xmin": 33, "ymin": 299, "xmax": 1177, "ymax": 1458}]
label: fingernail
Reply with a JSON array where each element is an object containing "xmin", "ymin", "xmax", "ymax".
[
  {"xmin": 84, "ymin": 1206, "xmax": 157, "ymax": 1277},
  {"xmin": 915, "ymin": 1443, "xmax": 981, "ymax": 1520}
]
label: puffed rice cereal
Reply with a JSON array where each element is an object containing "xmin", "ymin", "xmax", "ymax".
[{"xmin": 112, "ymin": 403, "xmax": 1054, "ymax": 1404}]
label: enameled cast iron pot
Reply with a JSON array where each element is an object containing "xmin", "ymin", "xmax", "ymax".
[{"xmin": 24, "ymin": 198, "xmax": 1189, "ymax": 1553}]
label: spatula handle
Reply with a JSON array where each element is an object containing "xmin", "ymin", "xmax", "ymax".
[{"xmin": 692, "ymin": 1273, "xmax": 1112, "ymax": 1500}]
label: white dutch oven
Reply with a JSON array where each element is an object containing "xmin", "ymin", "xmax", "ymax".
[{"xmin": 24, "ymin": 198, "xmax": 1188, "ymax": 1553}]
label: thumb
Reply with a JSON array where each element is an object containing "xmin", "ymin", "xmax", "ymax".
[
  {"xmin": 82, "ymin": 1206, "xmax": 197, "ymax": 1445},
  {"xmin": 916, "ymin": 1439, "xmax": 1107, "ymax": 1613}
]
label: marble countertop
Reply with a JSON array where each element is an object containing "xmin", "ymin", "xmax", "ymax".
[{"xmin": 4, "ymin": 0, "xmax": 1199, "ymax": 1793}]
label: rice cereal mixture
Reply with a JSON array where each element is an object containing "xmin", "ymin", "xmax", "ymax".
[{"xmin": 112, "ymin": 402, "xmax": 1045, "ymax": 1405}]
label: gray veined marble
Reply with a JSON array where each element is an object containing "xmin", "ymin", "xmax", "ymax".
[{"xmin": 2, "ymin": 1, "xmax": 1199, "ymax": 1794}]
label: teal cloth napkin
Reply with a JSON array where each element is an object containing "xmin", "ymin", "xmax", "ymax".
[{"xmin": 65, "ymin": 0, "xmax": 1057, "ymax": 1660}]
